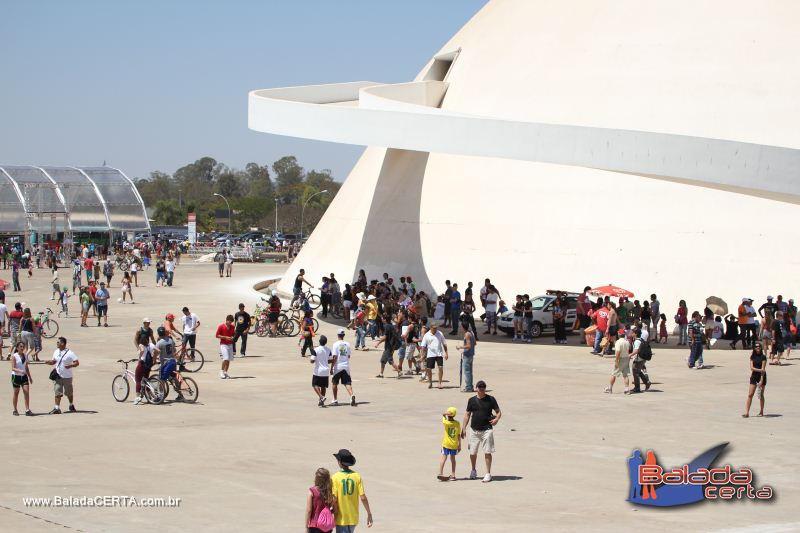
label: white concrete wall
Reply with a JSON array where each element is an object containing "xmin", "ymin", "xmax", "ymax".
[{"xmin": 271, "ymin": 0, "xmax": 800, "ymax": 312}]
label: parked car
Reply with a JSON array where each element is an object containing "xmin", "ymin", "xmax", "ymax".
[{"xmin": 496, "ymin": 290, "xmax": 579, "ymax": 338}]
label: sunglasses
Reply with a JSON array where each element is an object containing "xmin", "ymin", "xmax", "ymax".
[
  {"xmin": 476, "ymin": 385, "xmax": 486, "ymax": 389},
  {"xmin": 755, "ymin": 345, "xmax": 763, "ymax": 349}
]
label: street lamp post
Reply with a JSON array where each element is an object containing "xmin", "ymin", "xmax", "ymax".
[
  {"xmin": 213, "ymin": 193, "xmax": 231, "ymax": 233},
  {"xmin": 274, "ymin": 197, "xmax": 279, "ymax": 236},
  {"xmin": 300, "ymin": 189, "xmax": 329, "ymax": 240}
]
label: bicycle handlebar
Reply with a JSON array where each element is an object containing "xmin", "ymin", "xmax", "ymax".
[{"xmin": 117, "ymin": 358, "xmax": 138, "ymax": 364}]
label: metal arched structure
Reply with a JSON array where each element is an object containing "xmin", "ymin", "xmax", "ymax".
[{"xmin": 0, "ymin": 165, "xmax": 150, "ymax": 234}]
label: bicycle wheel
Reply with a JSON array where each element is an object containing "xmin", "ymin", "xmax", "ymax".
[
  {"xmin": 180, "ymin": 348, "xmax": 204, "ymax": 373},
  {"xmin": 256, "ymin": 320, "xmax": 268, "ymax": 337},
  {"xmin": 144, "ymin": 377, "xmax": 166, "ymax": 405},
  {"xmin": 112, "ymin": 375, "xmax": 129, "ymax": 402},
  {"xmin": 177, "ymin": 376, "xmax": 199, "ymax": 403},
  {"xmin": 307, "ymin": 294, "xmax": 321, "ymax": 309},
  {"xmin": 276, "ymin": 318, "xmax": 290, "ymax": 337},
  {"xmin": 42, "ymin": 319, "xmax": 59, "ymax": 338},
  {"xmin": 312, "ymin": 318, "xmax": 320, "ymax": 332}
]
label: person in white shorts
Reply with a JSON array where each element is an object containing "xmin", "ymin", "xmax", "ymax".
[
  {"xmin": 216, "ymin": 314, "xmax": 235, "ymax": 379},
  {"xmin": 461, "ymin": 380, "xmax": 502, "ymax": 483},
  {"xmin": 330, "ymin": 329, "xmax": 356, "ymax": 406}
]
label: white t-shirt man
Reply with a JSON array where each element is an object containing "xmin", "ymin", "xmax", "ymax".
[
  {"xmin": 484, "ymin": 292, "xmax": 498, "ymax": 313},
  {"xmin": 0, "ymin": 302, "xmax": 8, "ymax": 327},
  {"xmin": 52, "ymin": 348, "xmax": 79, "ymax": 379},
  {"xmin": 183, "ymin": 313, "xmax": 199, "ymax": 335},
  {"xmin": 745, "ymin": 305, "xmax": 756, "ymax": 325},
  {"xmin": 165, "ymin": 259, "xmax": 175, "ymax": 273},
  {"xmin": 331, "ymin": 340, "xmax": 352, "ymax": 375},
  {"xmin": 421, "ymin": 329, "xmax": 447, "ymax": 358},
  {"xmin": 312, "ymin": 345, "xmax": 333, "ymax": 377}
]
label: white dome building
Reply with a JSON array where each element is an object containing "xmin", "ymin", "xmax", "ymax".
[{"xmin": 249, "ymin": 0, "xmax": 800, "ymax": 312}]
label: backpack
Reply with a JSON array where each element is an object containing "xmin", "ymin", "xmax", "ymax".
[
  {"xmin": 638, "ymin": 338, "xmax": 653, "ymax": 361},
  {"xmin": 310, "ymin": 487, "xmax": 335, "ymax": 531},
  {"xmin": 143, "ymin": 346, "xmax": 154, "ymax": 369}
]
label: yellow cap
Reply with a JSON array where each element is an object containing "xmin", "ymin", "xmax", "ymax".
[{"xmin": 446, "ymin": 407, "xmax": 457, "ymax": 417}]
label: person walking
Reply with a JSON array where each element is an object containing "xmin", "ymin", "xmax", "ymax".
[
  {"xmin": 461, "ymin": 380, "xmax": 502, "ymax": 482},
  {"xmin": 51, "ymin": 266, "xmax": 61, "ymax": 301},
  {"xmin": 552, "ymin": 295, "xmax": 567, "ymax": 344},
  {"xmin": 437, "ymin": 407, "xmax": 461, "ymax": 481},
  {"xmin": 604, "ymin": 329, "xmax": 632, "ymax": 394},
  {"xmin": 10, "ymin": 341, "xmax": 33, "ymax": 416},
  {"xmin": 630, "ymin": 328, "xmax": 652, "ymax": 393},
  {"xmin": 374, "ymin": 313, "xmax": 401, "ymax": 379},
  {"xmin": 311, "ymin": 335, "xmax": 333, "ymax": 407},
  {"xmin": 688, "ymin": 311, "xmax": 705, "ymax": 369},
  {"xmin": 421, "ymin": 322, "xmax": 448, "ymax": 389},
  {"xmin": 121, "ymin": 273, "xmax": 134, "ymax": 303},
  {"xmin": 232, "ymin": 303, "xmax": 250, "ymax": 357},
  {"xmin": 216, "ymin": 314, "xmax": 235, "ymax": 379},
  {"xmin": 331, "ymin": 329, "xmax": 356, "ymax": 407},
  {"xmin": 649, "ymin": 294, "xmax": 661, "ymax": 342},
  {"xmin": 457, "ymin": 319, "xmax": 475, "ymax": 392},
  {"xmin": 305, "ymin": 468, "xmax": 337, "ymax": 533},
  {"xmin": 44, "ymin": 336, "xmax": 79, "ymax": 414},
  {"xmin": 165, "ymin": 255, "xmax": 175, "ymax": 286},
  {"xmin": 95, "ymin": 281, "xmax": 110, "ymax": 327},
  {"xmin": 331, "ymin": 449, "xmax": 374, "ymax": 532},
  {"xmin": 743, "ymin": 343, "xmax": 767, "ymax": 418},
  {"xmin": 103, "ymin": 260, "xmax": 114, "ymax": 287}
]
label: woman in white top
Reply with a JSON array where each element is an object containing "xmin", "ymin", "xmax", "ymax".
[
  {"xmin": 10, "ymin": 341, "xmax": 33, "ymax": 416},
  {"xmin": 121, "ymin": 273, "xmax": 134, "ymax": 303}
]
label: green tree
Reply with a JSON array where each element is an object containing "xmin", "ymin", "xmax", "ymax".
[
  {"xmin": 216, "ymin": 171, "xmax": 242, "ymax": 198},
  {"xmin": 244, "ymin": 162, "xmax": 273, "ymax": 198},
  {"xmin": 153, "ymin": 199, "xmax": 183, "ymax": 226},
  {"xmin": 273, "ymin": 156, "xmax": 305, "ymax": 203}
]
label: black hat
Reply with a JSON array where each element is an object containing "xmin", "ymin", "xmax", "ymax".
[{"xmin": 333, "ymin": 449, "xmax": 356, "ymax": 466}]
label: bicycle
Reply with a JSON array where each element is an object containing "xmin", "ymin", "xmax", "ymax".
[
  {"xmin": 281, "ymin": 308, "xmax": 318, "ymax": 337},
  {"xmin": 149, "ymin": 344, "xmax": 204, "ymax": 374},
  {"xmin": 39, "ymin": 308, "xmax": 59, "ymax": 339},
  {"xmin": 111, "ymin": 359, "xmax": 165, "ymax": 404},
  {"xmin": 290, "ymin": 288, "xmax": 321, "ymax": 310},
  {"xmin": 157, "ymin": 371, "xmax": 199, "ymax": 403}
]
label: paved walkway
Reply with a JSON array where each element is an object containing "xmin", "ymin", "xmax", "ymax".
[{"xmin": 0, "ymin": 262, "xmax": 797, "ymax": 531}]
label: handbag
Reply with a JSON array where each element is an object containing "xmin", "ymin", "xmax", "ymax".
[{"xmin": 50, "ymin": 349, "xmax": 68, "ymax": 381}]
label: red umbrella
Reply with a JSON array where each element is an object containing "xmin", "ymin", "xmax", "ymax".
[{"xmin": 591, "ymin": 284, "xmax": 634, "ymax": 298}]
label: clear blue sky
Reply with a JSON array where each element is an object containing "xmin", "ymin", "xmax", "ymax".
[{"xmin": 0, "ymin": 0, "xmax": 486, "ymax": 181}]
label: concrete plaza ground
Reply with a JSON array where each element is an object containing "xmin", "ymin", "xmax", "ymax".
[{"xmin": 1, "ymin": 262, "xmax": 798, "ymax": 532}]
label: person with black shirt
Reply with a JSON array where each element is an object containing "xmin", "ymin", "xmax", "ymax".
[
  {"xmin": 233, "ymin": 303, "xmax": 251, "ymax": 357},
  {"xmin": 522, "ymin": 294, "xmax": 533, "ymax": 343},
  {"xmin": 743, "ymin": 344, "xmax": 766, "ymax": 418},
  {"xmin": 133, "ymin": 318, "xmax": 156, "ymax": 349},
  {"xmin": 291, "ymin": 268, "xmax": 313, "ymax": 307},
  {"xmin": 461, "ymin": 380, "xmax": 502, "ymax": 483},
  {"xmin": 758, "ymin": 296, "xmax": 777, "ymax": 320},
  {"xmin": 770, "ymin": 311, "xmax": 789, "ymax": 365},
  {"xmin": 724, "ymin": 313, "xmax": 740, "ymax": 349},
  {"xmin": 374, "ymin": 313, "xmax": 401, "ymax": 378}
]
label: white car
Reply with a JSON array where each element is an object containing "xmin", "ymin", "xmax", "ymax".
[{"xmin": 497, "ymin": 292, "xmax": 578, "ymax": 338}]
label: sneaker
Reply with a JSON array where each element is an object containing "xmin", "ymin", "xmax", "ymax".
[
  {"xmin": 25, "ymin": 410, "xmax": 33, "ymax": 416},
  {"xmin": 219, "ymin": 371, "xmax": 227, "ymax": 379},
  {"xmin": 603, "ymin": 386, "xmax": 612, "ymax": 394},
  {"xmin": 330, "ymin": 400, "xmax": 339, "ymax": 406},
  {"xmin": 224, "ymin": 372, "xmax": 230, "ymax": 379},
  {"xmin": 319, "ymin": 397, "xmax": 326, "ymax": 407},
  {"xmin": 49, "ymin": 408, "xmax": 61, "ymax": 415},
  {"xmin": 175, "ymin": 394, "xmax": 185, "ymax": 402},
  {"xmin": 482, "ymin": 473, "xmax": 492, "ymax": 483},
  {"xmin": 469, "ymin": 469, "xmax": 477, "ymax": 480},
  {"xmin": 68, "ymin": 405, "xmax": 76, "ymax": 412},
  {"xmin": 697, "ymin": 363, "xmax": 704, "ymax": 369},
  {"xmin": 645, "ymin": 382, "xmax": 652, "ymax": 391},
  {"xmin": 351, "ymin": 395, "xmax": 356, "ymax": 406},
  {"xmin": 240, "ymin": 352, "xmax": 246, "ymax": 358},
  {"xmin": 133, "ymin": 397, "xmax": 143, "ymax": 405}
]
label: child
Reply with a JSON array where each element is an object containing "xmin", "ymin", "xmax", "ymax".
[
  {"xmin": 658, "ymin": 313, "xmax": 668, "ymax": 344},
  {"xmin": 437, "ymin": 407, "xmax": 461, "ymax": 481},
  {"xmin": 59, "ymin": 288, "xmax": 69, "ymax": 317}
]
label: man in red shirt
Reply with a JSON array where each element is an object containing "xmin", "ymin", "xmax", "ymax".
[
  {"xmin": 84, "ymin": 256, "xmax": 94, "ymax": 284},
  {"xmin": 216, "ymin": 314, "xmax": 235, "ymax": 379},
  {"xmin": 590, "ymin": 302, "xmax": 610, "ymax": 356}
]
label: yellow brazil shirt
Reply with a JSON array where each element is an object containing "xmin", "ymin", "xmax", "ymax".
[
  {"xmin": 332, "ymin": 469, "xmax": 364, "ymax": 526},
  {"xmin": 366, "ymin": 301, "xmax": 378, "ymax": 320},
  {"xmin": 442, "ymin": 417, "xmax": 461, "ymax": 450}
]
